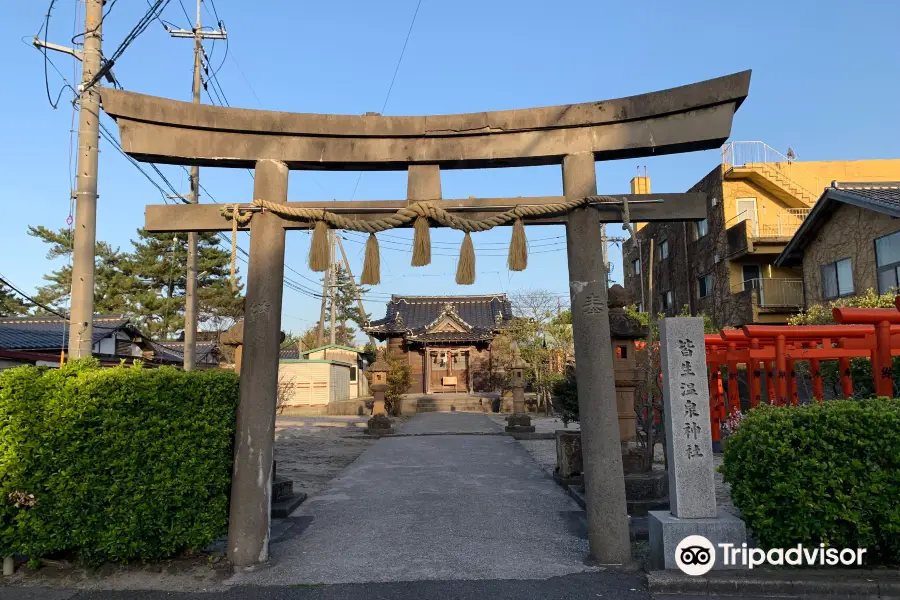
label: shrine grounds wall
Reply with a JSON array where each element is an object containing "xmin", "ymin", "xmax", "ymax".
[
  {"xmin": 722, "ymin": 399, "xmax": 900, "ymax": 563},
  {"xmin": 0, "ymin": 360, "xmax": 239, "ymax": 562}
]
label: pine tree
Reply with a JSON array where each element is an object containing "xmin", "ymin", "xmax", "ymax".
[
  {"xmin": 27, "ymin": 225, "xmax": 134, "ymax": 315},
  {"xmin": 324, "ymin": 265, "xmax": 369, "ymax": 346},
  {"xmin": 126, "ymin": 230, "xmax": 243, "ymax": 340},
  {"xmin": 0, "ymin": 283, "xmax": 28, "ymax": 317}
]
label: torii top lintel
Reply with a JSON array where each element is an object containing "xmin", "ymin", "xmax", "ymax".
[{"xmin": 102, "ymin": 71, "xmax": 750, "ymax": 170}]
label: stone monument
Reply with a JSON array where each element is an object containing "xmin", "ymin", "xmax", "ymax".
[
  {"xmin": 505, "ymin": 347, "xmax": 535, "ymax": 434},
  {"xmin": 649, "ymin": 318, "xmax": 746, "ymax": 570},
  {"xmin": 366, "ymin": 357, "xmax": 394, "ymax": 436}
]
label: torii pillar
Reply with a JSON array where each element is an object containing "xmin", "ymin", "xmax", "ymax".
[
  {"xmin": 564, "ymin": 152, "xmax": 631, "ymax": 565},
  {"xmin": 227, "ymin": 159, "xmax": 289, "ymax": 567}
]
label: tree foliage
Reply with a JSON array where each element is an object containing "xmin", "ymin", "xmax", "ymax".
[
  {"xmin": 28, "ymin": 226, "xmax": 133, "ymax": 316},
  {"xmin": 26, "ymin": 224, "xmax": 243, "ymax": 340},
  {"xmin": 126, "ymin": 230, "xmax": 243, "ymax": 340},
  {"xmin": 0, "ymin": 283, "xmax": 28, "ymax": 317},
  {"xmin": 788, "ymin": 288, "xmax": 897, "ymax": 326},
  {"xmin": 495, "ymin": 290, "xmax": 571, "ymax": 412}
]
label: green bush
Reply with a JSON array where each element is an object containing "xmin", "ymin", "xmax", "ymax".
[
  {"xmin": 0, "ymin": 360, "xmax": 239, "ymax": 563},
  {"xmin": 551, "ymin": 368, "xmax": 579, "ymax": 425},
  {"xmin": 722, "ymin": 399, "xmax": 900, "ymax": 562}
]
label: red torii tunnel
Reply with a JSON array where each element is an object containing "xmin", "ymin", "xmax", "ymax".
[{"xmin": 702, "ymin": 300, "xmax": 900, "ymax": 445}]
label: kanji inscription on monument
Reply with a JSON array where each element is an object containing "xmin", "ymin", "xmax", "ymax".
[{"xmin": 659, "ymin": 317, "xmax": 716, "ymax": 518}]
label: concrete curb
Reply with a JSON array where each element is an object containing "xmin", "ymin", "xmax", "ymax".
[{"xmin": 647, "ymin": 569, "xmax": 900, "ymax": 598}]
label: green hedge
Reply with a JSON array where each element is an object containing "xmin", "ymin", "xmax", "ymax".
[
  {"xmin": 722, "ymin": 399, "xmax": 900, "ymax": 562},
  {"xmin": 0, "ymin": 360, "xmax": 239, "ymax": 563}
]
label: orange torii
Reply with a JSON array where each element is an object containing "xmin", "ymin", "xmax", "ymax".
[{"xmin": 702, "ymin": 309, "xmax": 900, "ymax": 441}]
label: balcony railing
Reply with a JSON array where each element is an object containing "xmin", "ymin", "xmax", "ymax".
[
  {"xmin": 733, "ymin": 278, "xmax": 805, "ymax": 308},
  {"xmin": 722, "ymin": 141, "xmax": 792, "ymax": 167},
  {"xmin": 725, "ymin": 208, "xmax": 811, "ymax": 239}
]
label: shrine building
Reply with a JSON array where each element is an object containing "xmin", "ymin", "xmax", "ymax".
[{"xmin": 364, "ymin": 294, "xmax": 513, "ymax": 394}]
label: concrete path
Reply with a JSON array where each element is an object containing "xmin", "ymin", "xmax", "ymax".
[
  {"xmin": 396, "ymin": 411, "xmax": 503, "ymax": 435},
  {"xmin": 231, "ymin": 412, "xmax": 593, "ymax": 585}
]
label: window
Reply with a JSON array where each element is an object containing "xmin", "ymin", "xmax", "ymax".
[
  {"xmin": 696, "ymin": 218, "xmax": 709, "ymax": 239},
  {"xmin": 658, "ymin": 239, "xmax": 669, "ymax": 260},
  {"xmin": 711, "ymin": 196, "xmax": 718, "ymax": 207},
  {"xmin": 349, "ymin": 366, "xmax": 358, "ymax": 383},
  {"xmin": 821, "ymin": 258, "xmax": 854, "ymax": 300},
  {"xmin": 876, "ymin": 231, "xmax": 900, "ymax": 293},
  {"xmin": 635, "ymin": 301, "xmax": 643, "ymax": 313},
  {"xmin": 632, "ymin": 258, "xmax": 641, "ymax": 275},
  {"xmin": 698, "ymin": 273, "xmax": 713, "ymax": 298},
  {"xmin": 616, "ymin": 345, "xmax": 628, "ymax": 359},
  {"xmin": 661, "ymin": 290, "xmax": 673, "ymax": 311}
]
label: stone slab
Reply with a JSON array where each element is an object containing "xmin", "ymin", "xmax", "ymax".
[
  {"xmin": 505, "ymin": 425, "xmax": 536, "ymax": 434},
  {"xmin": 624, "ymin": 471, "xmax": 669, "ymax": 501},
  {"xmin": 271, "ymin": 492, "xmax": 307, "ymax": 519},
  {"xmin": 648, "ymin": 509, "xmax": 747, "ymax": 571},
  {"xmin": 272, "ymin": 477, "xmax": 292, "ymax": 502},
  {"xmin": 659, "ymin": 318, "xmax": 716, "ymax": 519},
  {"xmin": 555, "ymin": 430, "xmax": 583, "ymax": 479}
]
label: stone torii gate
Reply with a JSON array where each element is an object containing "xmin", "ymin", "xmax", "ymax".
[{"xmin": 101, "ymin": 70, "xmax": 750, "ymax": 568}]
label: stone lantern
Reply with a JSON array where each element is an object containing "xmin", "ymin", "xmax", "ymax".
[
  {"xmin": 505, "ymin": 344, "xmax": 535, "ymax": 434},
  {"xmin": 366, "ymin": 357, "xmax": 393, "ymax": 436}
]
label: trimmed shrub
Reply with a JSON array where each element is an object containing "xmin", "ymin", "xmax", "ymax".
[
  {"xmin": 722, "ymin": 399, "xmax": 900, "ymax": 563},
  {"xmin": 0, "ymin": 360, "xmax": 239, "ymax": 563}
]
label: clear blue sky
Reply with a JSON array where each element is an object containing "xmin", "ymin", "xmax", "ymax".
[{"xmin": 3, "ymin": 0, "xmax": 899, "ymax": 336}]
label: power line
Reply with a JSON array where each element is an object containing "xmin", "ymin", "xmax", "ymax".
[
  {"xmin": 350, "ymin": 0, "xmax": 423, "ymax": 200},
  {"xmin": 0, "ymin": 275, "xmax": 68, "ymax": 320},
  {"xmin": 380, "ymin": 0, "xmax": 422, "ymax": 115},
  {"xmin": 83, "ymin": 0, "xmax": 172, "ymax": 92}
]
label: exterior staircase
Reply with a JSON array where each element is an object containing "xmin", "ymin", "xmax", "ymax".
[
  {"xmin": 743, "ymin": 162, "xmax": 818, "ymax": 206},
  {"xmin": 722, "ymin": 141, "xmax": 820, "ymax": 208}
]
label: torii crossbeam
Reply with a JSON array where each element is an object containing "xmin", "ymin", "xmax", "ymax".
[{"xmin": 101, "ymin": 70, "xmax": 750, "ymax": 568}]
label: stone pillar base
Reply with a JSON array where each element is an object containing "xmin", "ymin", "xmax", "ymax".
[
  {"xmin": 505, "ymin": 413, "xmax": 535, "ymax": 433},
  {"xmin": 648, "ymin": 509, "xmax": 747, "ymax": 570},
  {"xmin": 366, "ymin": 414, "xmax": 394, "ymax": 436}
]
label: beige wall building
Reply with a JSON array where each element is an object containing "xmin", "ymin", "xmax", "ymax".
[
  {"xmin": 623, "ymin": 142, "xmax": 900, "ymax": 327},
  {"xmin": 776, "ymin": 183, "xmax": 900, "ymax": 304},
  {"xmin": 277, "ymin": 344, "xmax": 370, "ymax": 414}
]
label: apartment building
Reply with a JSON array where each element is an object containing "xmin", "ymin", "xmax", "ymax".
[{"xmin": 622, "ymin": 141, "xmax": 900, "ymax": 327}]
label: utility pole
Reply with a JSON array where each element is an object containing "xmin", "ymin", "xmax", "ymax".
[
  {"xmin": 335, "ymin": 236, "xmax": 376, "ymax": 347},
  {"xmin": 167, "ymin": 0, "xmax": 226, "ymax": 370},
  {"xmin": 67, "ymin": 0, "xmax": 104, "ymax": 359},
  {"xmin": 316, "ymin": 264, "xmax": 328, "ymax": 347},
  {"xmin": 329, "ymin": 232, "xmax": 337, "ymax": 345}
]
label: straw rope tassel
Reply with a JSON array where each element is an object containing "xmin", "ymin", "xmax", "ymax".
[
  {"xmin": 309, "ymin": 220, "xmax": 331, "ymax": 272},
  {"xmin": 411, "ymin": 216, "xmax": 431, "ymax": 266},
  {"xmin": 508, "ymin": 218, "xmax": 527, "ymax": 271},
  {"xmin": 456, "ymin": 232, "xmax": 476, "ymax": 285},
  {"xmin": 229, "ymin": 205, "xmax": 252, "ymax": 292},
  {"xmin": 361, "ymin": 233, "xmax": 381, "ymax": 285}
]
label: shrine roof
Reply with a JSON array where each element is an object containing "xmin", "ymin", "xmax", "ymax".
[{"xmin": 365, "ymin": 294, "xmax": 513, "ymax": 342}]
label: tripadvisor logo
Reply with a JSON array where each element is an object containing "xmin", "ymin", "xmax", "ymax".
[{"xmin": 675, "ymin": 535, "xmax": 868, "ymax": 575}]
